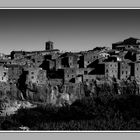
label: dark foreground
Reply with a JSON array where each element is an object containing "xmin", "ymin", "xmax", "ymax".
[{"xmin": 1, "ymin": 94, "xmax": 140, "ymax": 130}]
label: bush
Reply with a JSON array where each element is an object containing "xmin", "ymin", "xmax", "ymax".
[{"xmin": 1, "ymin": 79, "xmax": 140, "ymax": 130}]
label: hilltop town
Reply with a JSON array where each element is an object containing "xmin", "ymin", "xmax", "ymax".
[
  {"xmin": 1, "ymin": 37, "xmax": 140, "ymax": 130},
  {"xmin": 0, "ymin": 37, "xmax": 140, "ymax": 107}
]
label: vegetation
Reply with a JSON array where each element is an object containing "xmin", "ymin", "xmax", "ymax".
[{"xmin": 0, "ymin": 80, "xmax": 140, "ymax": 130}]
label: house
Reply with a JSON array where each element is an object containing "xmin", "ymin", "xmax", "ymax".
[
  {"xmin": 10, "ymin": 51, "xmax": 26, "ymax": 59},
  {"xmin": 99, "ymin": 52, "xmax": 110, "ymax": 58},
  {"xmin": 77, "ymin": 54, "xmax": 84, "ymax": 68},
  {"xmin": 83, "ymin": 49, "xmax": 108, "ymax": 68},
  {"xmin": 29, "ymin": 54, "xmax": 44, "ymax": 67},
  {"xmin": 0, "ymin": 65, "xmax": 8, "ymax": 82},
  {"xmin": 63, "ymin": 67, "xmax": 95, "ymax": 83},
  {"xmin": 47, "ymin": 69, "xmax": 64, "ymax": 85},
  {"xmin": 83, "ymin": 50, "xmax": 100, "ymax": 68},
  {"xmin": 5, "ymin": 64, "xmax": 23, "ymax": 83},
  {"xmin": 112, "ymin": 37, "xmax": 140, "ymax": 51},
  {"xmin": 40, "ymin": 59, "xmax": 55, "ymax": 70},
  {"xmin": 118, "ymin": 60, "xmax": 131, "ymax": 80},
  {"xmin": 82, "ymin": 59, "xmax": 119, "ymax": 82},
  {"xmin": 123, "ymin": 49, "xmax": 140, "ymax": 62},
  {"xmin": 56, "ymin": 52, "xmax": 79, "ymax": 69},
  {"xmin": 64, "ymin": 68, "xmax": 76, "ymax": 83},
  {"xmin": 44, "ymin": 52, "xmax": 60, "ymax": 60},
  {"xmin": 129, "ymin": 62, "xmax": 140, "ymax": 82},
  {"xmin": 76, "ymin": 68, "xmax": 94, "ymax": 83},
  {"xmin": 26, "ymin": 66, "xmax": 47, "ymax": 85},
  {"xmin": 105, "ymin": 62, "xmax": 118, "ymax": 79}
]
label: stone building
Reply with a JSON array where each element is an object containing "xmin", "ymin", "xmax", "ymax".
[
  {"xmin": 77, "ymin": 54, "xmax": 84, "ymax": 68},
  {"xmin": 6, "ymin": 64, "xmax": 23, "ymax": 83},
  {"xmin": 124, "ymin": 50, "xmax": 140, "ymax": 62},
  {"xmin": 81, "ymin": 60, "xmax": 118, "ymax": 82},
  {"xmin": 44, "ymin": 52, "xmax": 60, "ymax": 60},
  {"xmin": 112, "ymin": 37, "xmax": 140, "ymax": 51},
  {"xmin": 83, "ymin": 50, "xmax": 100, "ymax": 68},
  {"xmin": 82, "ymin": 63, "xmax": 105, "ymax": 82},
  {"xmin": 29, "ymin": 54, "xmax": 44, "ymax": 67},
  {"xmin": 10, "ymin": 51, "xmax": 26, "ymax": 59},
  {"xmin": 8, "ymin": 38, "xmax": 140, "ymax": 86},
  {"xmin": 47, "ymin": 69, "xmax": 64, "ymax": 85},
  {"xmin": 129, "ymin": 62, "xmax": 140, "ymax": 82},
  {"xmin": 83, "ymin": 74, "xmax": 105, "ymax": 82},
  {"xmin": 56, "ymin": 52, "xmax": 79, "ymax": 69},
  {"xmin": 63, "ymin": 67, "xmax": 95, "ymax": 83},
  {"xmin": 83, "ymin": 50, "xmax": 108, "ymax": 68},
  {"xmin": 136, "ymin": 53, "xmax": 140, "ymax": 62},
  {"xmin": 64, "ymin": 68, "xmax": 76, "ymax": 83},
  {"xmin": 105, "ymin": 62, "xmax": 118, "ymax": 79},
  {"xmin": 45, "ymin": 41, "xmax": 54, "ymax": 51},
  {"xmin": 0, "ymin": 65, "xmax": 8, "ymax": 82},
  {"xmin": 118, "ymin": 61, "xmax": 131, "ymax": 80},
  {"xmin": 40, "ymin": 59, "xmax": 55, "ymax": 70},
  {"xmin": 26, "ymin": 67, "xmax": 47, "ymax": 85}
]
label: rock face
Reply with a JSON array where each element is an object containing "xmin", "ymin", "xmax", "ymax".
[
  {"xmin": 0, "ymin": 79, "xmax": 85, "ymax": 107},
  {"xmin": 24, "ymin": 82, "xmax": 85, "ymax": 106},
  {"xmin": 0, "ymin": 75, "xmax": 139, "ymax": 109},
  {"xmin": 0, "ymin": 95, "xmax": 37, "ymax": 117}
]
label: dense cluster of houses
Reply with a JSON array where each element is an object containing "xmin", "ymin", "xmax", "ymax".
[{"xmin": 0, "ymin": 37, "xmax": 140, "ymax": 87}]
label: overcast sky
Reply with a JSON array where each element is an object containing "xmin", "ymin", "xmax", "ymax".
[{"xmin": 0, "ymin": 9, "xmax": 140, "ymax": 54}]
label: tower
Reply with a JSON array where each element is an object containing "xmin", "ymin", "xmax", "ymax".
[{"xmin": 45, "ymin": 41, "xmax": 54, "ymax": 50}]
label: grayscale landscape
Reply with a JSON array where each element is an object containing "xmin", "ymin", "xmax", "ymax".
[{"xmin": 0, "ymin": 9, "xmax": 140, "ymax": 131}]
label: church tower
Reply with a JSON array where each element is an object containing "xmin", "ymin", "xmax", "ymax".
[{"xmin": 45, "ymin": 41, "xmax": 53, "ymax": 50}]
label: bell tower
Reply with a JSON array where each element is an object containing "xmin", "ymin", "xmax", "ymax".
[{"xmin": 45, "ymin": 41, "xmax": 53, "ymax": 50}]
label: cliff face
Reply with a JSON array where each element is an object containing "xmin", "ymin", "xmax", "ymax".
[
  {"xmin": 0, "ymin": 79, "xmax": 85, "ymax": 107},
  {"xmin": 0, "ymin": 76, "xmax": 139, "ymax": 109},
  {"xmin": 24, "ymin": 82, "xmax": 85, "ymax": 106},
  {"xmin": 0, "ymin": 81, "xmax": 86, "ymax": 116}
]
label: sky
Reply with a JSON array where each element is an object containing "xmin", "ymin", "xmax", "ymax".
[{"xmin": 0, "ymin": 9, "xmax": 140, "ymax": 54}]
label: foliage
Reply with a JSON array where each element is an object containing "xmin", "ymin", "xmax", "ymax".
[{"xmin": 0, "ymin": 80, "xmax": 140, "ymax": 130}]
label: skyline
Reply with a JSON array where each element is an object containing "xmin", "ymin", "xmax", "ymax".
[{"xmin": 0, "ymin": 9, "xmax": 140, "ymax": 54}]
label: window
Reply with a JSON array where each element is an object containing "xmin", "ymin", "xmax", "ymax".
[
  {"xmin": 31, "ymin": 72, "xmax": 34, "ymax": 74},
  {"xmin": 122, "ymin": 71, "xmax": 124, "ymax": 74},
  {"xmin": 84, "ymin": 71, "xmax": 88, "ymax": 74},
  {"xmin": 3, "ymin": 72, "xmax": 6, "ymax": 76},
  {"xmin": 31, "ymin": 76, "xmax": 34, "ymax": 79},
  {"xmin": 126, "ymin": 71, "xmax": 128, "ymax": 74}
]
